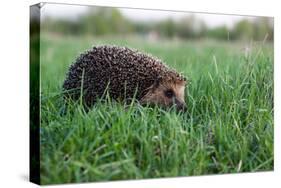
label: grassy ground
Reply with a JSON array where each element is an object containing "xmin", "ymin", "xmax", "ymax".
[{"xmin": 39, "ymin": 34, "xmax": 273, "ymax": 185}]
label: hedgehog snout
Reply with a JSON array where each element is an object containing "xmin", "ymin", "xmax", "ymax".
[{"xmin": 173, "ymin": 98, "xmax": 187, "ymax": 112}]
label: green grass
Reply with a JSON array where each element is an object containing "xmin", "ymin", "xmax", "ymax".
[{"xmin": 39, "ymin": 34, "xmax": 273, "ymax": 185}]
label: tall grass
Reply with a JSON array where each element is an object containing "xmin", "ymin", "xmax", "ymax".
[{"xmin": 39, "ymin": 34, "xmax": 273, "ymax": 184}]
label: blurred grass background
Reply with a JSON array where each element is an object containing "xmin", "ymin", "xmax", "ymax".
[{"xmin": 40, "ymin": 6, "xmax": 273, "ymax": 41}]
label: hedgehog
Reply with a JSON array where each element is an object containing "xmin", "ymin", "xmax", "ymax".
[{"xmin": 63, "ymin": 45, "xmax": 187, "ymax": 111}]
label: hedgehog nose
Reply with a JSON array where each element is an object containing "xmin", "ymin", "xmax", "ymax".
[
  {"xmin": 174, "ymin": 98, "xmax": 187, "ymax": 112},
  {"xmin": 177, "ymin": 103, "xmax": 187, "ymax": 112}
]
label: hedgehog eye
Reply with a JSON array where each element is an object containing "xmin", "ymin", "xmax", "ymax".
[{"xmin": 164, "ymin": 89, "xmax": 174, "ymax": 98}]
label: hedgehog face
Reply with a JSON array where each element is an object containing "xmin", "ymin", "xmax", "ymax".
[{"xmin": 141, "ymin": 79, "xmax": 187, "ymax": 111}]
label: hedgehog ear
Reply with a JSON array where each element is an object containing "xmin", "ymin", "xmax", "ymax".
[
  {"xmin": 148, "ymin": 77, "xmax": 162, "ymax": 92},
  {"xmin": 154, "ymin": 76, "xmax": 163, "ymax": 88}
]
